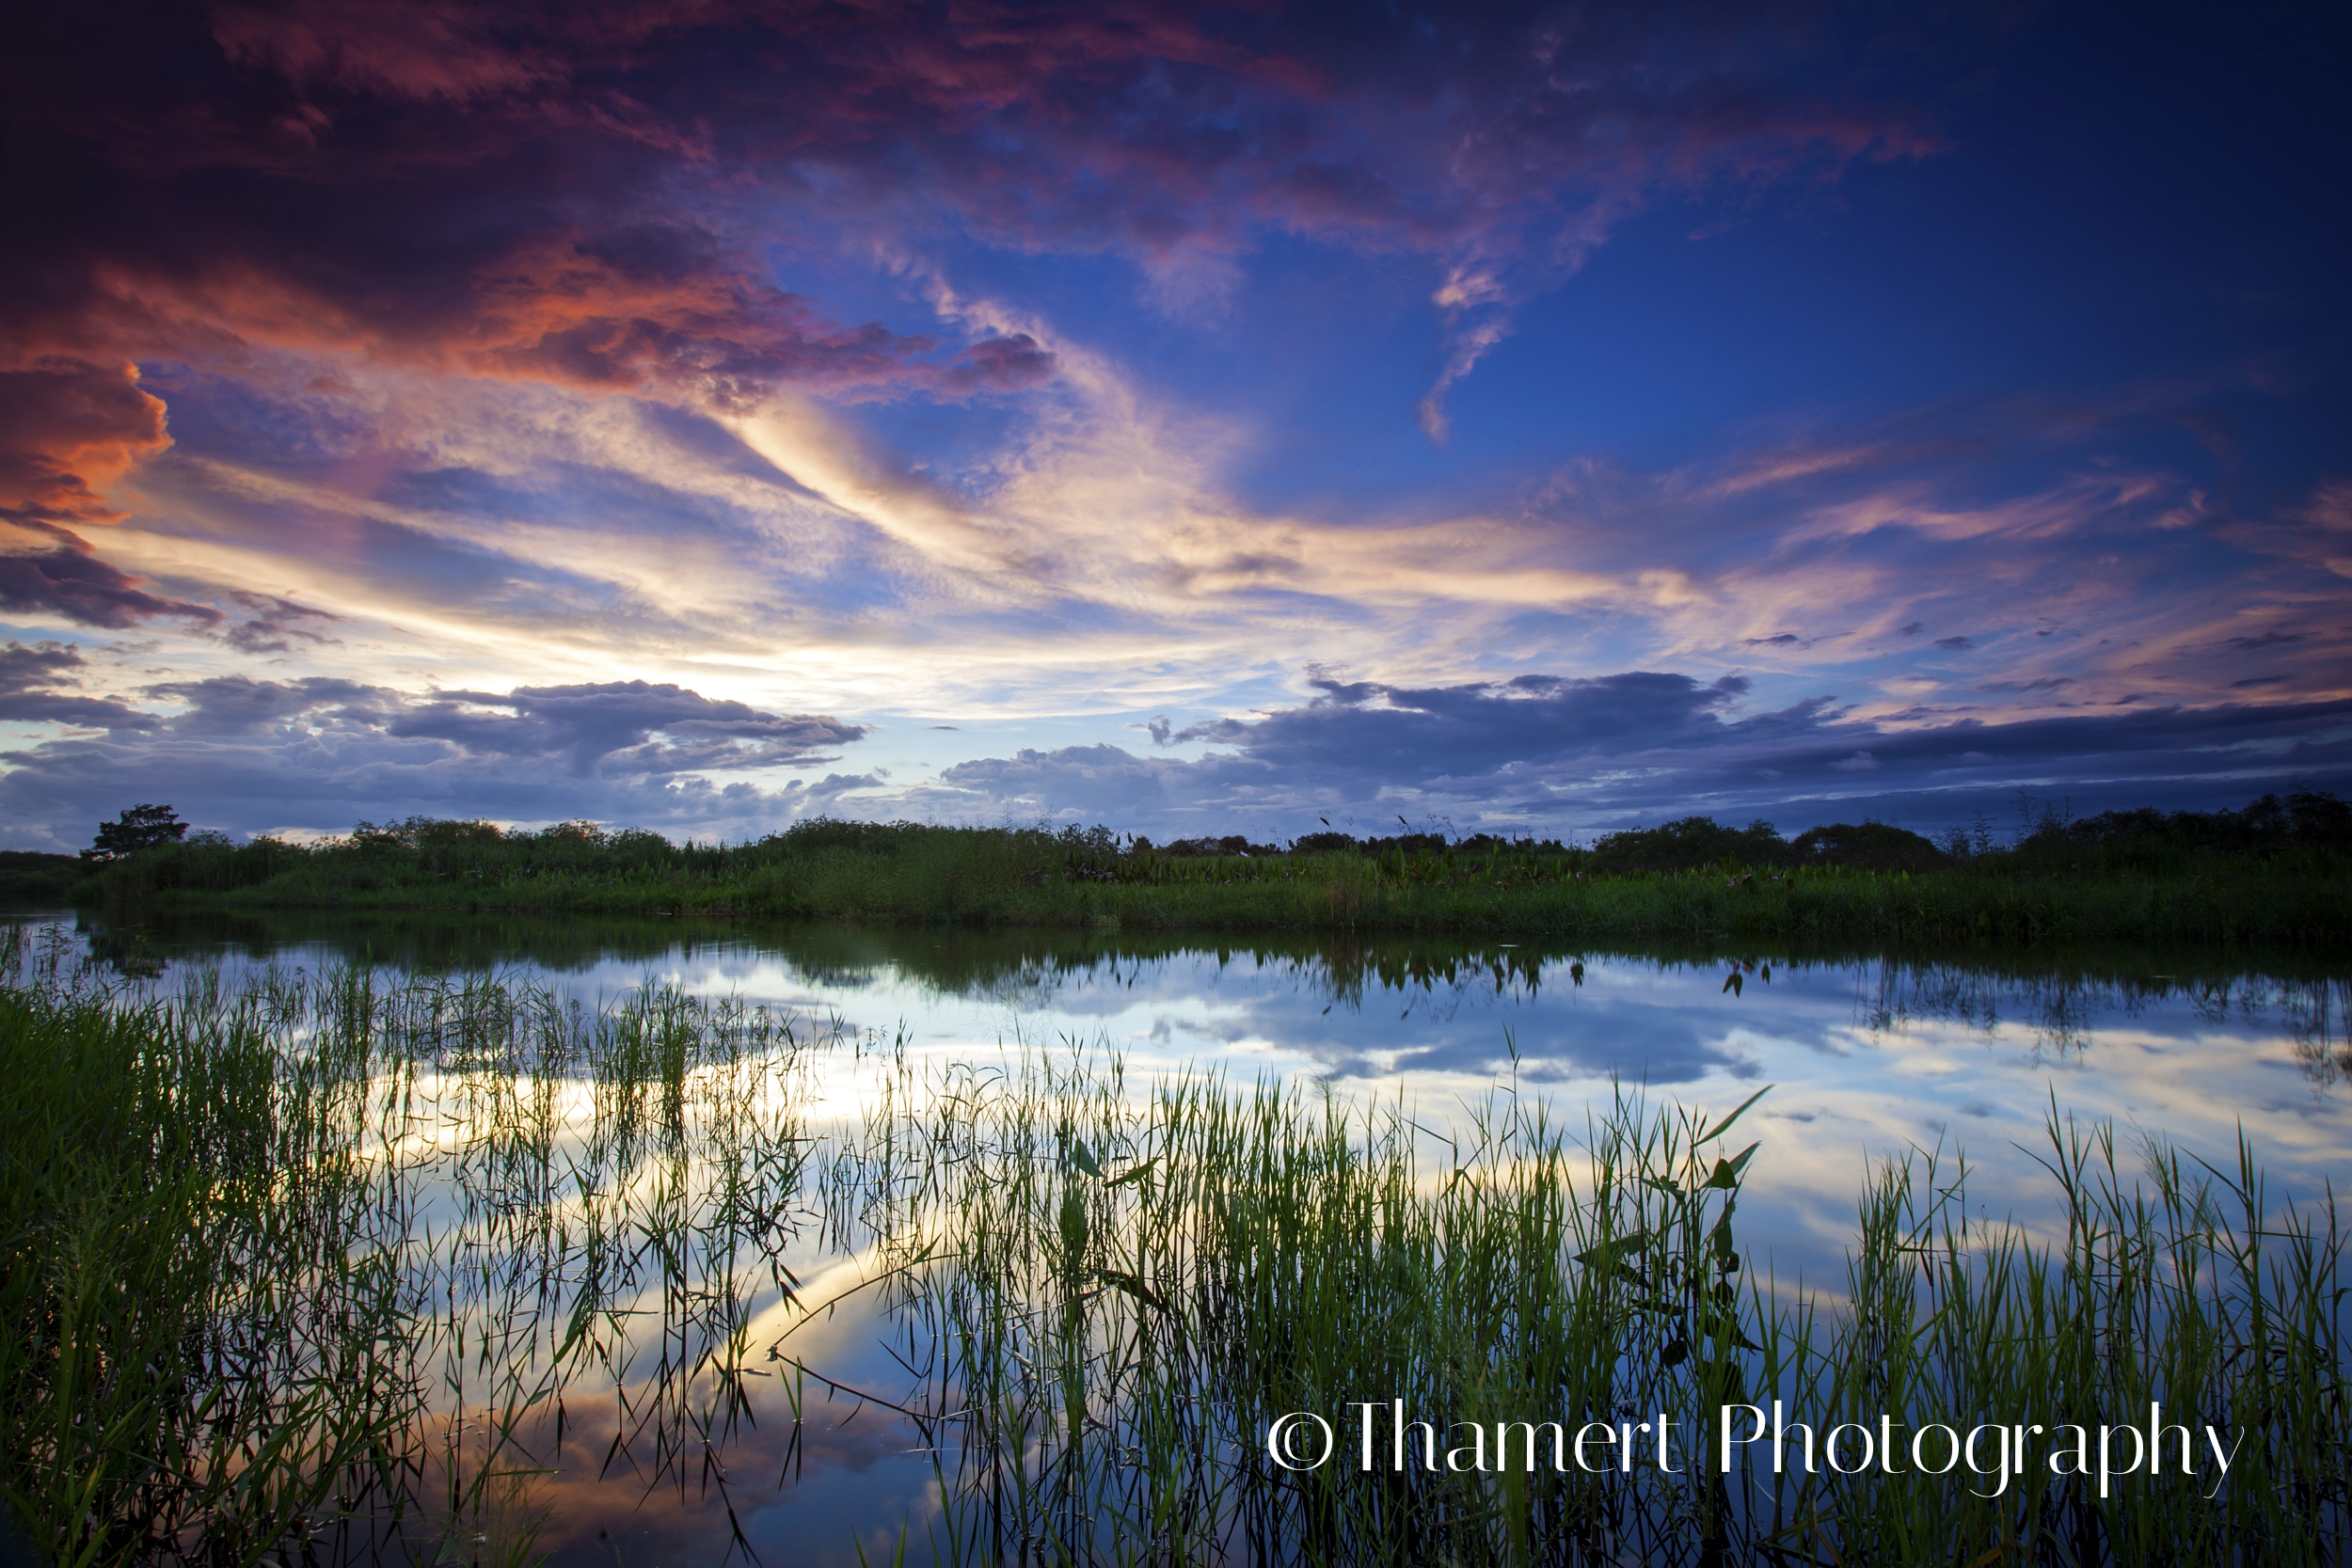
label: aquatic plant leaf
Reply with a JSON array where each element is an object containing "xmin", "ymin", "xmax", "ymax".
[
  {"xmin": 1095, "ymin": 1269, "xmax": 1168, "ymax": 1312},
  {"xmin": 1068, "ymin": 1138, "xmax": 1102, "ymax": 1178},
  {"xmin": 1693, "ymin": 1085, "xmax": 1772, "ymax": 1147},
  {"xmin": 1573, "ymin": 1229, "xmax": 1651, "ymax": 1268},
  {"xmin": 1706, "ymin": 1142, "xmax": 1761, "ymax": 1189},
  {"xmin": 1104, "ymin": 1157, "xmax": 1157, "ymax": 1189}
]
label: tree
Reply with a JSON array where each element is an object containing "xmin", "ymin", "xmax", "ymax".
[{"xmin": 86, "ymin": 803, "xmax": 190, "ymax": 863}]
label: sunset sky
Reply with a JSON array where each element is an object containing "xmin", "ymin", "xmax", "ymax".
[{"xmin": 3, "ymin": 0, "xmax": 2346, "ymax": 850}]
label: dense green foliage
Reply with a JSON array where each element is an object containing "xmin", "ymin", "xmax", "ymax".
[
  {"xmin": 84, "ymin": 806, "xmax": 191, "ymax": 864},
  {"xmin": 0, "ymin": 852, "xmax": 81, "ymax": 906},
  {"xmin": 50, "ymin": 791, "xmax": 2352, "ymax": 949}
]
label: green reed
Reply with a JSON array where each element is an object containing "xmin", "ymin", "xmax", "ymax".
[
  {"xmin": 2, "ymin": 932, "xmax": 2344, "ymax": 1564},
  {"xmin": 834, "ymin": 1046, "xmax": 2347, "ymax": 1564},
  {"xmin": 0, "ymin": 927, "xmax": 821, "ymax": 1566}
]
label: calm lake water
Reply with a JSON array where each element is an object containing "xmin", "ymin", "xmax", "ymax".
[{"xmin": 14, "ymin": 909, "xmax": 2352, "ymax": 1563}]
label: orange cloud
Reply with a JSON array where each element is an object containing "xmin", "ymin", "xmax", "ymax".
[{"xmin": 0, "ymin": 359, "xmax": 170, "ymax": 523}]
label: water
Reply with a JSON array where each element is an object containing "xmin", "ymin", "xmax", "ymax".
[{"xmin": 13, "ymin": 909, "xmax": 2352, "ymax": 1562}]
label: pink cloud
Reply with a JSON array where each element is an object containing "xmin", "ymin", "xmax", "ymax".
[{"xmin": 9, "ymin": 2, "xmax": 1933, "ymax": 431}]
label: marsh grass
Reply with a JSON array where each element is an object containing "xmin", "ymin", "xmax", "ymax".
[
  {"xmin": 832, "ymin": 1046, "xmax": 2348, "ymax": 1565},
  {"xmin": 1, "ymin": 927, "xmax": 2344, "ymax": 1564},
  {"xmin": 0, "ymin": 927, "xmax": 822, "ymax": 1566}
]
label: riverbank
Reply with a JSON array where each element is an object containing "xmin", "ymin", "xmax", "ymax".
[{"xmin": 56, "ymin": 810, "xmax": 2352, "ymax": 950}]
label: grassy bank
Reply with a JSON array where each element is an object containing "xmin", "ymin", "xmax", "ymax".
[
  {"xmin": 2, "ymin": 939, "xmax": 2344, "ymax": 1563},
  {"xmin": 60, "ymin": 799, "xmax": 2352, "ymax": 950}
]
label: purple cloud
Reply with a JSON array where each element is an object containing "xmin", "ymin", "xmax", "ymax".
[
  {"xmin": 926, "ymin": 671, "xmax": 2352, "ymax": 836},
  {"xmin": 0, "ymin": 520, "xmax": 223, "ymax": 630},
  {"xmin": 0, "ymin": 673, "xmax": 870, "ymax": 848},
  {"xmin": 0, "ymin": 640, "xmax": 158, "ymax": 730}
]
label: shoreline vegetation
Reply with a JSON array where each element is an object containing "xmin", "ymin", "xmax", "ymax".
[
  {"xmin": 1, "ymin": 936, "xmax": 2344, "ymax": 1564},
  {"xmin": 9, "ymin": 790, "xmax": 2351, "ymax": 951}
]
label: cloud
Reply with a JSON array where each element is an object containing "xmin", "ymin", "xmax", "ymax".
[
  {"xmin": 2217, "ymin": 629, "xmax": 2312, "ymax": 651},
  {"xmin": 0, "ymin": 517, "xmax": 225, "ymax": 629},
  {"xmin": 4, "ymin": 0, "xmax": 1926, "ymax": 462},
  {"xmin": 1932, "ymin": 635, "xmax": 1974, "ymax": 650},
  {"xmin": 0, "ymin": 640, "xmax": 159, "ymax": 730},
  {"xmin": 224, "ymin": 591, "xmax": 340, "ymax": 653},
  {"xmin": 1160, "ymin": 671, "xmax": 1760, "ymax": 783},
  {"xmin": 0, "ymin": 360, "xmax": 171, "ymax": 522},
  {"xmin": 0, "ymin": 674, "xmax": 868, "ymax": 848},
  {"xmin": 384, "ymin": 680, "xmax": 866, "ymax": 774},
  {"xmin": 919, "ymin": 668, "xmax": 2352, "ymax": 834},
  {"xmin": 0, "ymin": 0, "xmax": 2336, "ymax": 831},
  {"xmin": 0, "ymin": 359, "xmax": 225, "ymax": 627}
]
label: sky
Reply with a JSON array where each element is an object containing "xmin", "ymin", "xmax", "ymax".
[{"xmin": 2, "ymin": 0, "xmax": 2348, "ymax": 851}]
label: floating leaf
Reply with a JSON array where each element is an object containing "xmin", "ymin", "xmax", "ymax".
[{"xmin": 1661, "ymin": 1338, "xmax": 1690, "ymax": 1369}]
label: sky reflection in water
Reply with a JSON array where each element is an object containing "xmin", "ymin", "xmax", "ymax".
[{"xmin": 28, "ymin": 916, "xmax": 2352, "ymax": 1565}]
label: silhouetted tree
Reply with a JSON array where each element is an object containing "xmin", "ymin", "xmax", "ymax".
[{"xmin": 85, "ymin": 803, "xmax": 189, "ymax": 863}]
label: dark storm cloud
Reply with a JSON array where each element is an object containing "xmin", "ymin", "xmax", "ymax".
[
  {"xmin": 928, "ymin": 672, "xmax": 2352, "ymax": 833},
  {"xmin": 0, "ymin": 673, "xmax": 869, "ymax": 848}
]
